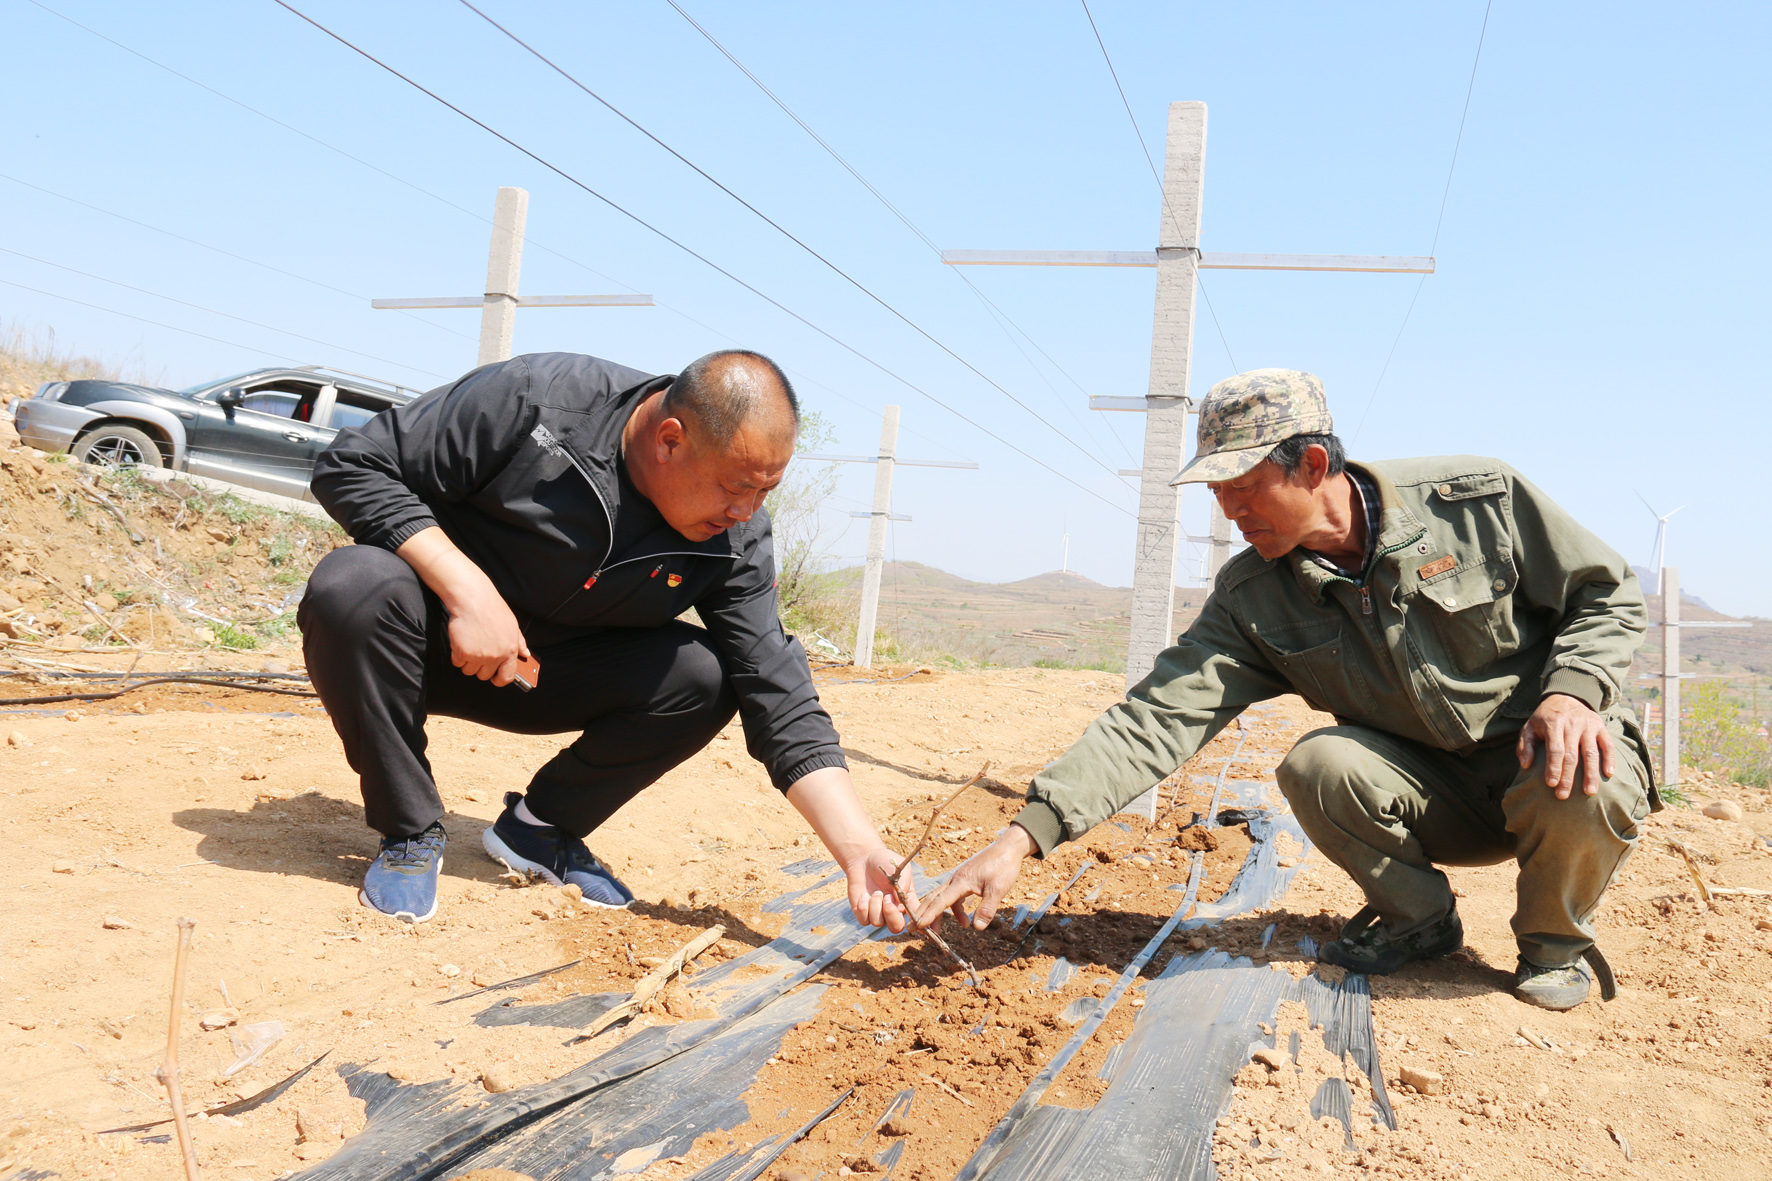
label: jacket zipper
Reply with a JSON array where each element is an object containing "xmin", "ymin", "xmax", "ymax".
[
  {"xmin": 531, "ymin": 425, "xmax": 615, "ymax": 589},
  {"xmin": 1319, "ymin": 527, "xmax": 1427, "ymax": 609}
]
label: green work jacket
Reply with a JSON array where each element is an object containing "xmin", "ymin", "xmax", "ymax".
[{"xmin": 1016, "ymin": 455, "xmax": 1652, "ymax": 855}]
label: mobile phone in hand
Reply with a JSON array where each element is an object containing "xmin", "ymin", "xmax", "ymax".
[{"xmin": 511, "ymin": 653, "xmax": 541, "ymax": 692}]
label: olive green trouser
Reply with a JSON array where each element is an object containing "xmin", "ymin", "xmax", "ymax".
[{"xmin": 1274, "ymin": 715, "xmax": 1651, "ymax": 969}]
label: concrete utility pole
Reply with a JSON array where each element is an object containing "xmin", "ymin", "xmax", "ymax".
[
  {"xmin": 854, "ymin": 406, "xmax": 901, "ymax": 670},
  {"xmin": 802, "ymin": 410, "xmax": 978, "ymax": 668},
  {"xmin": 373, "ymin": 186, "xmax": 654, "ymax": 366},
  {"xmin": 1652, "ymin": 563, "xmax": 1751, "ymax": 786},
  {"xmin": 1662, "ymin": 565, "xmax": 1681, "ymax": 787},
  {"xmin": 946, "ymin": 100, "xmax": 1432, "ymax": 817}
]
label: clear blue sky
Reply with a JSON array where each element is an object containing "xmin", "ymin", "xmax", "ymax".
[{"xmin": 5, "ymin": 2, "xmax": 1768, "ymax": 613}]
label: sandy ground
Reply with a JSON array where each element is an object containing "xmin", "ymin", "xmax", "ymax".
[{"xmin": 4, "ymin": 664, "xmax": 1771, "ymax": 1181}]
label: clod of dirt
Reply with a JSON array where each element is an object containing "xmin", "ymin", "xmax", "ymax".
[
  {"xmin": 878, "ymin": 1117, "xmax": 912, "ymax": 1137},
  {"xmin": 1399, "ymin": 1064, "xmax": 1444, "ymax": 1094},
  {"xmin": 480, "ymin": 1063, "xmax": 521, "ymax": 1093},
  {"xmin": 51, "ymin": 860, "xmax": 75, "ymax": 874},
  {"xmin": 776, "ymin": 1171, "xmax": 815, "ymax": 1181},
  {"xmin": 1175, "ymin": 826, "xmax": 1220, "ymax": 852},
  {"xmin": 100, "ymin": 915, "xmax": 132, "ymax": 930},
  {"xmin": 443, "ymin": 1170, "xmax": 535, "ymax": 1181},
  {"xmin": 199, "ymin": 1008, "xmax": 240, "ymax": 1030},
  {"xmin": 1250, "ymin": 1047, "xmax": 1287, "ymax": 1070},
  {"xmin": 840, "ymin": 1155, "xmax": 879, "ymax": 1173},
  {"xmin": 1703, "ymin": 800, "xmax": 1746, "ymax": 823},
  {"xmin": 240, "ymin": 764, "xmax": 268, "ymax": 781},
  {"xmin": 6, "ymin": 730, "xmax": 29, "ymax": 747}
]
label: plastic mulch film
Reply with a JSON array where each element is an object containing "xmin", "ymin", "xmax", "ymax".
[
  {"xmin": 966, "ymin": 952, "xmax": 1394, "ymax": 1181},
  {"xmin": 291, "ymin": 865, "xmax": 937, "ymax": 1181}
]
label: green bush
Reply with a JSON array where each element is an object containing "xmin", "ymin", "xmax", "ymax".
[
  {"xmin": 210, "ymin": 622, "xmax": 260, "ymax": 650},
  {"xmin": 1683, "ymin": 679, "xmax": 1771, "ymax": 787}
]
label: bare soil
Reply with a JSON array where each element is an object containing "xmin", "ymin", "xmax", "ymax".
[{"xmin": 2, "ymin": 420, "xmax": 1771, "ymax": 1181}]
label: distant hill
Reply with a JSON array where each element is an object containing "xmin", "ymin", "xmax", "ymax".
[
  {"xmin": 1632, "ymin": 565, "xmax": 1717, "ymax": 611},
  {"xmin": 823, "ymin": 561, "xmax": 1208, "ymax": 673},
  {"xmin": 821, "ymin": 560, "xmax": 1767, "ymax": 683}
]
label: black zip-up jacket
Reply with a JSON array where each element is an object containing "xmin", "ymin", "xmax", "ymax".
[{"xmin": 308, "ymin": 352, "xmax": 847, "ymax": 792}]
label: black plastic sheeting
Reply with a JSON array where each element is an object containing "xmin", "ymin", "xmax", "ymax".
[
  {"xmin": 956, "ymin": 720, "xmax": 1396, "ymax": 1181},
  {"xmin": 291, "ymin": 865, "xmax": 937, "ymax": 1181},
  {"xmin": 964, "ymin": 952, "xmax": 1393, "ymax": 1180}
]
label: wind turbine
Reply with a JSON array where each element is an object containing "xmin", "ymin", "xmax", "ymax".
[{"xmin": 1635, "ymin": 492, "xmax": 1687, "ymax": 592}]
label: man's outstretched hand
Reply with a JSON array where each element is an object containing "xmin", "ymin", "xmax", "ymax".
[
  {"xmin": 1518, "ymin": 692, "xmax": 1616, "ymax": 799},
  {"xmin": 844, "ymin": 845, "xmax": 919, "ymax": 934},
  {"xmin": 912, "ymin": 823, "xmax": 1038, "ymax": 932},
  {"xmin": 786, "ymin": 766, "xmax": 921, "ymax": 933}
]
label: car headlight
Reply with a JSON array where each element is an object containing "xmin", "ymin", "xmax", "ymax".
[{"xmin": 32, "ymin": 381, "xmax": 69, "ymax": 402}]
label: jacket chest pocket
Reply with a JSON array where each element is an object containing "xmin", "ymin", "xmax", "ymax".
[
  {"xmin": 1413, "ymin": 555, "xmax": 1521, "ymax": 674},
  {"xmin": 1251, "ymin": 622, "xmax": 1376, "ymax": 717}
]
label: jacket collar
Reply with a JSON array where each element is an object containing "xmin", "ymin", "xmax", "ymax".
[{"xmin": 1288, "ymin": 461, "xmax": 1428, "ymax": 602}]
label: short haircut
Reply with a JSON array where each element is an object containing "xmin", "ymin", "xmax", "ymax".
[
  {"xmin": 1268, "ymin": 432, "xmax": 1347, "ymax": 479},
  {"xmin": 663, "ymin": 350, "xmax": 799, "ymax": 447}
]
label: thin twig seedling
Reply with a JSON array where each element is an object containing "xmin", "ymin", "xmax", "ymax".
[
  {"xmin": 157, "ymin": 916, "xmax": 201, "ymax": 1181},
  {"xmin": 889, "ymin": 763, "xmax": 989, "ymax": 988}
]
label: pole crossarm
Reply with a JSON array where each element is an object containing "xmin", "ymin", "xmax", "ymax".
[
  {"xmin": 800, "ymin": 452, "xmax": 979, "ymax": 469},
  {"xmin": 372, "ymin": 294, "xmax": 654, "ymax": 309},
  {"xmin": 942, "ymin": 248, "xmax": 1435, "ymax": 274},
  {"xmin": 849, "ymin": 511, "xmax": 911, "ymax": 521}
]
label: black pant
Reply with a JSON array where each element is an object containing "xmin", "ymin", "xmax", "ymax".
[{"xmin": 298, "ymin": 545, "xmax": 737, "ymax": 839}]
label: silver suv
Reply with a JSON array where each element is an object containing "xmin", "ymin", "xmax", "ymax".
[{"xmin": 9, "ymin": 365, "xmax": 419, "ymax": 501}]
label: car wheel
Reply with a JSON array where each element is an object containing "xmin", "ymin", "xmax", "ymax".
[{"xmin": 73, "ymin": 424, "xmax": 164, "ymax": 469}]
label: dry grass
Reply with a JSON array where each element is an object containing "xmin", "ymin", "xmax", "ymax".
[{"xmin": 0, "ymin": 322, "xmax": 157, "ymax": 403}]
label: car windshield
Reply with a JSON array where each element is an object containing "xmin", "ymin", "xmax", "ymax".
[{"xmin": 177, "ymin": 370, "xmax": 263, "ymax": 396}]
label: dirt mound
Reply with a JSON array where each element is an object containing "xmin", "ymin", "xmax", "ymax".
[{"xmin": 0, "ymin": 413, "xmax": 344, "ymax": 660}]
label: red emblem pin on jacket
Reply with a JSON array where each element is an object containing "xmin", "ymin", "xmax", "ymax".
[{"xmin": 667, "ymin": 573, "xmax": 683, "ymax": 587}]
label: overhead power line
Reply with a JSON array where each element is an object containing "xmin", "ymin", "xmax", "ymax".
[
  {"xmin": 455, "ymin": 0, "xmax": 1130, "ymax": 485},
  {"xmin": 0, "ymin": 275, "xmax": 306, "ymax": 366},
  {"xmin": 0, "ymin": 172, "xmax": 474, "ymax": 344},
  {"xmin": 1078, "ymin": 0, "xmax": 1239, "ymax": 375},
  {"xmin": 1350, "ymin": 0, "xmax": 1494, "ymax": 444},
  {"xmin": 19, "ymin": 0, "xmax": 963, "ymax": 460},
  {"xmin": 269, "ymin": 0, "xmax": 1133, "ymax": 516},
  {"xmin": 0, "ymin": 246, "xmax": 450, "ymax": 379},
  {"xmin": 661, "ymin": 0, "xmax": 1138, "ymax": 469}
]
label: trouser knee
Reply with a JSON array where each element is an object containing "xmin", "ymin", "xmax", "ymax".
[
  {"xmin": 297, "ymin": 545, "xmax": 426, "ymax": 646},
  {"xmin": 1276, "ymin": 728, "xmax": 1388, "ymax": 830}
]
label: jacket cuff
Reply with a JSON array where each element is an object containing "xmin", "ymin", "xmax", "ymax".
[
  {"xmin": 1543, "ymin": 667, "xmax": 1606, "ymax": 712},
  {"xmin": 378, "ymin": 515, "xmax": 440, "ymax": 552},
  {"xmin": 776, "ymin": 750, "xmax": 849, "ymax": 792},
  {"xmin": 1012, "ymin": 799, "xmax": 1066, "ymax": 859}
]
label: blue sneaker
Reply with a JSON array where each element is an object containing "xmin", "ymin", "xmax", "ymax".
[
  {"xmin": 482, "ymin": 793, "xmax": 634, "ymax": 909},
  {"xmin": 360, "ymin": 822, "xmax": 445, "ymax": 923}
]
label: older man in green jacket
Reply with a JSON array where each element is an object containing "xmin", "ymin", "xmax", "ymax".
[{"xmin": 917, "ymin": 369, "xmax": 1654, "ymax": 1011}]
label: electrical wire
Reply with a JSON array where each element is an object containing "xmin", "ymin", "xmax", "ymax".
[
  {"xmin": 269, "ymin": 0, "xmax": 1134, "ymax": 517},
  {"xmin": 0, "ymin": 276, "xmax": 308, "ymax": 366},
  {"xmin": 20, "ymin": 0, "xmax": 966, "ymax": 460},
  {"xmin": 0, "ymin": 172, "xmax": 475, "ymax": 344},
  {"xmin": 1349, "ymin": 0, "xmax": 1493, "ymax": 445},
  {"xmin": 1078, "ymin": 0, "xmax": 1238, "ymax": 374},
  {"xmin": 662, "ymin": 0, "xmax": 1139, "ymax": 469},
  {"xmin": 456, "ymin": 0, "xmax": 1130, "ymax": 484},
  {"xmin": 1, "ymin": 246, "xmax": 450, "ymax": 378}
]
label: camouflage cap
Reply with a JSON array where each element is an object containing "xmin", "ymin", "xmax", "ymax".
[{"xmin": 1170, "ymin": 368, "xmax": 1332, "ymax": 485}]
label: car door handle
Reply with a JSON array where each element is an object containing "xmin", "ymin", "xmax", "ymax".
[{"xmin": 283, "ymin": 431, "xmax": 310, "ymax": 442}]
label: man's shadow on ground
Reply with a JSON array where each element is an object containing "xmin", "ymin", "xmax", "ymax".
[{"xmin": 173, "ymin": 791, "xmax": 511, "ymax": 889}]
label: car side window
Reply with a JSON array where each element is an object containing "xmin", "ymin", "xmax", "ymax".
[
  {"xmin": 330, "ymin": 391, "xmax": 395, "ymax": 431},
  {"xmin": 238, "ymin": 392, "xmax": 301, "ymax": 419},
  {"xmin": 237, "ymin": 380, "xmax": 324, "ymax": 423}
]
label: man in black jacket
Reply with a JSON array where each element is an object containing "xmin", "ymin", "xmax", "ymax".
[{"xmin": 299, "ymin": 349, "xmax": 914, "ymax": 928}]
